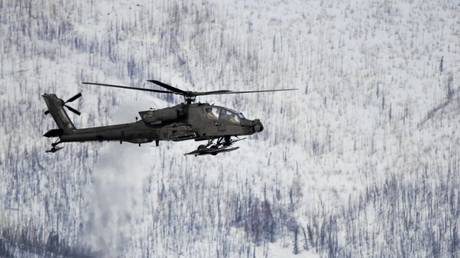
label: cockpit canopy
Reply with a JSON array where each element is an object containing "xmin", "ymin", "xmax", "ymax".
[{"xmin": 205, "ymin": 106, "xmax": 245, "ymax": 124}]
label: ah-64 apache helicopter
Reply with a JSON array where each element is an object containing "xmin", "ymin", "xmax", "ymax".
[{"xmin": 43, "ymin": 80, "xmax": 296, "ymax": 156}]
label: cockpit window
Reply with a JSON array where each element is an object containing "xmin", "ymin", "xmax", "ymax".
[
  {"xmin": 206, "ymin": 107, "xmax": 220, "ymax": 120},
  {"xmin": 206, "ymin": 106, "xmax": 243, "ymax": 124},
  {"xmin": 220, "ymin": 108, "xmax": 241, "ymax": 124},
  {"xmin": 230, "ymin": 114, "xmax": 240, "ymax": 124}
]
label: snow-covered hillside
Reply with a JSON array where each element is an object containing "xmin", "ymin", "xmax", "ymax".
[{"xmin": 0, "ymin": 0, "xmax": 459, "ymax": 257}]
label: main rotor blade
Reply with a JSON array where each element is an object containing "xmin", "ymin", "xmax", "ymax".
[
  {"xmin": 64, "ymin": 105, "xmax": 81, "ymax": 115},
  {"xmin": 65, "ymin": 92, "xmax": 82, "ymax": 103},
  {"xmin": 82, "ymin": 82, "xmax": 174, "ymax": 94},
  {"xmin": 195, "ymin": 88, "xmax": 298, "ymax": 96},
  {"xmin": 147, "ymin": 80, "xmax": 297, "ymax": 97},
  {"xmin": 195, "ymin": 90, "xmax": 231, "ymax": 95},
  {"xmin": 147, "ymin": 80, "xmax": 187, "ymax": 95}
]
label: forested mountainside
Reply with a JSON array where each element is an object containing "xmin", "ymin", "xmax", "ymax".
[{"xmin": 0, "ymin": 0, "xmax": 459, "ymax": 257}]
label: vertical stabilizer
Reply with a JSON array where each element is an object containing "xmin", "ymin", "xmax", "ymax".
[{"xmin": 42, "ymin": 94, "xmax": 76, "ymax": 133}]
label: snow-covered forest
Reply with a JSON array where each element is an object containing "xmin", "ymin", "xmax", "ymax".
[{"xmin": 0, "ymin": 0, "xmax": 459, "ymax": 257}]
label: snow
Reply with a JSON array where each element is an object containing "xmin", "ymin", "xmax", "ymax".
[{"xmin": 0, "ymin": 0, "xmax": 459, "ymax": 257}]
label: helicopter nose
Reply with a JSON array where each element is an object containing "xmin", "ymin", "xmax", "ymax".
[{"xmin": 253, "ymin": 119, "xmax": 264, "ymax": 133}]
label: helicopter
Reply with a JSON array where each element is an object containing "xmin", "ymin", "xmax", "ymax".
[{"xmin": 43, "ymin": 80, "xmax": 296, "ymax": 156}]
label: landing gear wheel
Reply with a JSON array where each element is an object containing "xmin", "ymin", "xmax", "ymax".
[
  {"xmin": 210, "ymin": 145, "xmax": 218, "ymax": 155},
  {"xmin": 223, "ymin": 136, "xmax": 232, "ymax": 146}
]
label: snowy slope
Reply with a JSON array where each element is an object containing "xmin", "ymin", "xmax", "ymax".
[{"xmin": 0, "ymin": 0, "xmax": 459, "ymax": 257}]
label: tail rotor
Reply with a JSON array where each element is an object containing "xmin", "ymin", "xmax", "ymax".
[{"xmin": 44, "ymin": 93, "xmax": 82, "ymax": 116}]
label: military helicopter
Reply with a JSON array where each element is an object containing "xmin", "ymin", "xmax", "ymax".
[{"xmin": 43, "ymin": 80, "xmax": 296, "ymax": 156}]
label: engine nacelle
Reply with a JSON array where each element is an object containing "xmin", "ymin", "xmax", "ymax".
[{"xmin": 139, "ymin": 108, "xmax": 179, "ymax": 125}]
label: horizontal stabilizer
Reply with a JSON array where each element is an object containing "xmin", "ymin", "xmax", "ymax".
[
  {"xmin": 46, "ymin": 146, "xmax": 64, "ymax": 153},
  {"xmin": 43, "ymin": 129, "xmax": 64, "ymax": 137}
]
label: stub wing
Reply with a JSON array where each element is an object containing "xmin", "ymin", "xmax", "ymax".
[{"xmin": 185, "ymin": 146, "xmax": 240, "ymax": 156}]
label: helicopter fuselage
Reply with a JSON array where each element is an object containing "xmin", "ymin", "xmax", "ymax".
[{"xmin": 45, "ymin": 95, "xmax": 263, "ymax": 146}]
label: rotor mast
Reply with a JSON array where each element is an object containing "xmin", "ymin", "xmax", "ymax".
[{"xmin": 184, "ymin": 95, "xmax": 196, "ymax": 104}]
